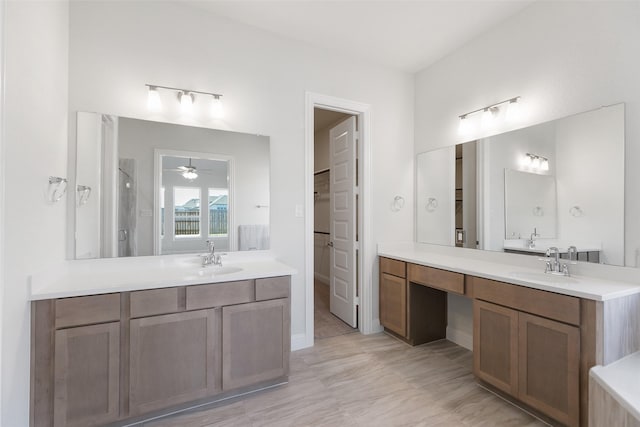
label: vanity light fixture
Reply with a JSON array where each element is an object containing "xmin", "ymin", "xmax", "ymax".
[
  {"xmin": 144, "ymin": 84, "xmax": 224, "ymax": 117},
  {"xmin": 523, "ymin": 153, "xmax": 549, "ymax": 172},
  {"xmin": 211, "ymin": 95, "xmax": 224, "ymax": 119},
  {"xmin": 506, "ymin": 97, "xmax": 521, "ymax": 122},
  {"xmin": 147, "ymin": 86, "xmax": 162, "ymax": 111},
  {"xmin": 481, "ymin": 107, "xmax": 499, "ymax": 128},
  {"xmin": 531, "ymin": 156, "xmax": 541, "ymax": 169},
  {"xmin": 179, "ymin": 91, "xmax": 194, "ymax": 114},
  {"xmin": 458, "ymin": 96, "xmax": 521, "ymax": 134},
  {"xmin": 458, "ymin": 114, "xmax": 471, "ymax": 135},
  {"xmin": 540, "ymin": 158, "xmax": 549, "ymax": 171}
]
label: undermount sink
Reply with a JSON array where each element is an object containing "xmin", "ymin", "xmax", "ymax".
[
  {"xmin": 183, "ymin": 266, "xmax": 243, "ymax": 281},
  {"xmin": 192, "ymin": 265, "xmax": 243, "ymax": 275},
  {"xmin": 509, "ymin": 271, "xmax": 578, "ymax": 284},
  {"xmin": 207, "ymin": 266, "xmax": 243, "ymax": 275}
]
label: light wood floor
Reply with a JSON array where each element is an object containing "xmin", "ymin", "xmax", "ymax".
[
  {"xmin": 314, "ymin": 280, "xmax": 357, "ymax": 340},
  {"xmin": 143, "ymin": 333, "xmax": 546, "ymax": 426}
]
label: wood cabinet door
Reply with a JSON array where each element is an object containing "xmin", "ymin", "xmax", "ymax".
[
  {"xmin": 54, "ymin": 322, "xmax": 120, "ymax": 427},
  {"xmin": 129, "ymin": 309, "xmax": 220, "ymax": 416},
  {"xmin": 222, "ymin": 299, "xmax": 289, "ymax": 390},
  {"xmin": 518, "ymin": 312, "xmax": 580, "ymax": 427},
  {"xmin": 473, "ymin": 300, "xmax": 518, "ymax": 396},
  {"xmin": 380, "ymin": 272, "xmax": 407, "ymax": 337}
]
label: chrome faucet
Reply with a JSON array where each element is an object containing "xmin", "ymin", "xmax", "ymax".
[
  {"xmin": 202, "ymin": 240, "xmax": 222, "ymax": 267},
  {"xmin": 527, "ymin": 228, "xmax": 540, "ymax": 249},
  {"xmin": 545, "ymin": 246, "xmax": 570, "ymax": 276}
]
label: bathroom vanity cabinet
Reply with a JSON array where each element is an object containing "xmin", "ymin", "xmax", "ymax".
[
  {"xmin": 379, "ymin": 256, "xmax": 595, "ymax": 427},
  {"xmin": 471, "ymin": 277, "xmax": 589, "ymax": 426},
  {"xmin": 379, "ymin": 257, "xmax": 407, "ymax": 337},
  {"xmin": 31, "ymin": 276, "xmax": 291, "ymax": 427}
]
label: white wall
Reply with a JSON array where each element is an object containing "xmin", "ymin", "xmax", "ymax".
[
  {"xmin": 2, "ymin": 2, "xmax": 69, "ymax": 426},
  {"xmin": 415, "ymin": 1, "xmax": 640, "ymax": 348},
  {"xmin": 68, "ymin": 1, "xmax": 414, "ymax": 343}
]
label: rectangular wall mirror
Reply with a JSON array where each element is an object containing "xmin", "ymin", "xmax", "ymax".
[
  {"xmin": 416, "ymin": 103, "xmax": 625, "ymax": 266},
  {"xmin": 74, "ymin": 113, "xmax": 270, "ymax": 259}
]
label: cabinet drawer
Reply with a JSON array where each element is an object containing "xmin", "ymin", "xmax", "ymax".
[
  {"xmin": 408, "ymin": 264, "xmax": 464, "ymax": 295},
  {"xmin": 130, "ymin": 287, "xmax": 180, "ymax": 318},
  {"xmin": 380, "ymin": 257, "xmax": 406, "ymax": 278},
  {"xmin": 256, "ymin": 276, "xmax": 290, "ymax": 301},
  {"xmin": 55, "ymin": 293, "xmax": 121, "ymax": 329},
  {"xmin": 186, "ymin": 280, "xmax": 255, "ymax": 310},
  {"xmin": 470, "ymin": 276, "xmax": 580, "ymax": 326}
]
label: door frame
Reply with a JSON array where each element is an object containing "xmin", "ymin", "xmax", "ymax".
[{"xmin": 303, "ymin": 92, "xmax": 373, "ymax": 349}]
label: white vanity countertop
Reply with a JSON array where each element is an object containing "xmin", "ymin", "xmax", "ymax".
[
  {"xmin": 590, "ymin": 352, "xmax": 640, "ymax": 421},
  {"xmin": 30, "ymin": 251, "xmax": 297, "ymax": 300},
  {"xmin": 378, "ymin": 242, "xmax": 640, "ymax": 301}
]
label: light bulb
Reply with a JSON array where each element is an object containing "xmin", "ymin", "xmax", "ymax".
[
  {"xmin": 532, "ymin": 156, "xmax": 541, "ymax": 170},
  {"xmin": 541, "ymin": 158, "xmax": 549, "ymax": 171},
  {"xmin": 481, "ymin": 107, "xmax": 497, "ymax": 128},
  {"xmin": 519, "ymin": 154, "xmax": 530, "ymax": 168},
  {"xmin": 182, "ymin": 170, "xmax": 198, "ymax": 180},
  {"xmin": 147, "ymin": 86, "xmax": 162, "ymax": 111},
  {"xmin": 506, "ymin": 98, "xmax": 520, "ymax": 122},
  {"xmin": 458, "ymin": 115, "xmax": 470, "ymax": 135},
  {"xmin": 180, "ymin": 91, "xmax": 194, "ymax": 114},
  {"xmin": 211, "ymin": 95, "xmax": 224, "ymax": 119}
]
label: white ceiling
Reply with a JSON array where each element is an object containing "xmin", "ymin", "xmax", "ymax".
[{"xmin": 189, "ymin": 0, "xmax": 534, "ymax": 72}]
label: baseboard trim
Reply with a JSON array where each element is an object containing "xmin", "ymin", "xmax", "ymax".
[
  {"xmin": 313, "ymin": 273, "xmax": 329, "ymax": 285},
  {"xmin": 446, "ymin": 326, "xmax": 473, "ymax": 350},
  {"xmin": 366, "ymin": 318, "xmax": 383, "ymax": 335},
  {"xmin": 291, "ymin": 333, "xmax": 311, "ymax": 351}
]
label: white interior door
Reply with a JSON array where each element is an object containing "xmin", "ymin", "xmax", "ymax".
[{"xmin": 329, "ymin": 116, "xmax": 357, "ymax": 328}]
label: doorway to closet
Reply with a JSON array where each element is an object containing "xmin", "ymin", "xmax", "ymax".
[{"xmin": 313, "ymin": 107, "xmax": 358, "ymax": 340}]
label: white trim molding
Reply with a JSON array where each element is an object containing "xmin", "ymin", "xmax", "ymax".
[
  {"xmin": 0, "ymin": 0, "xmax": 5, "ymax": 417},
  {"xmin": 0, "ymin": 1, "xmax": 7, "ymax": 425},
  {"xmin": 304, "ymin": 92, "xmax": 373, "ymax": 350},
  {"xmin": 291, "ymin": 333, "xmax": 307, "ymax": 352}
]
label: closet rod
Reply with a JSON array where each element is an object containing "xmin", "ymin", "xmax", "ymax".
[
  {"xmin": 314, "ymin": 169, "xmax": 330, "ymax": 176},
  {"xmin": 314, "ymin": 231, "xmax": 330, "ymax": 235}
]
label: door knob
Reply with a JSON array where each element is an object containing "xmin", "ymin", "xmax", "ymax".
[{"xmin": 327, "ymin": 241, "xmax": 334, "ymax": 247}]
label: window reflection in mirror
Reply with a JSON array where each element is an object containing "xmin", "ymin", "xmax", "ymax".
[{"xmin": 159, "ymin": 155, "xmax": 230, "ymax": 255}]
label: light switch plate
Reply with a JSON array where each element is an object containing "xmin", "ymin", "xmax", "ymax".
[{"xmin": 295, "ymin": 204, "xmax": 303, "ymax": 218}]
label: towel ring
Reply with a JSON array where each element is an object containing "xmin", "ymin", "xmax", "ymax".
[
  {"xmin": 48, "ymin": 176, "xmax": 68, "ymax": 203},
  {"xmin": 569, "ymin": 206, "xmax": 584, "ymax": 217},
  {"xmin": 391, "ymin": 196, "xmax": 405, "ymax": 212},
  {"xmin": 77, "ymin": 185, "xmax": 92, "ymax": 206},
  {"xmin": 426, "ymin": 197, "xmax": 438, "ymax": 212}
]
